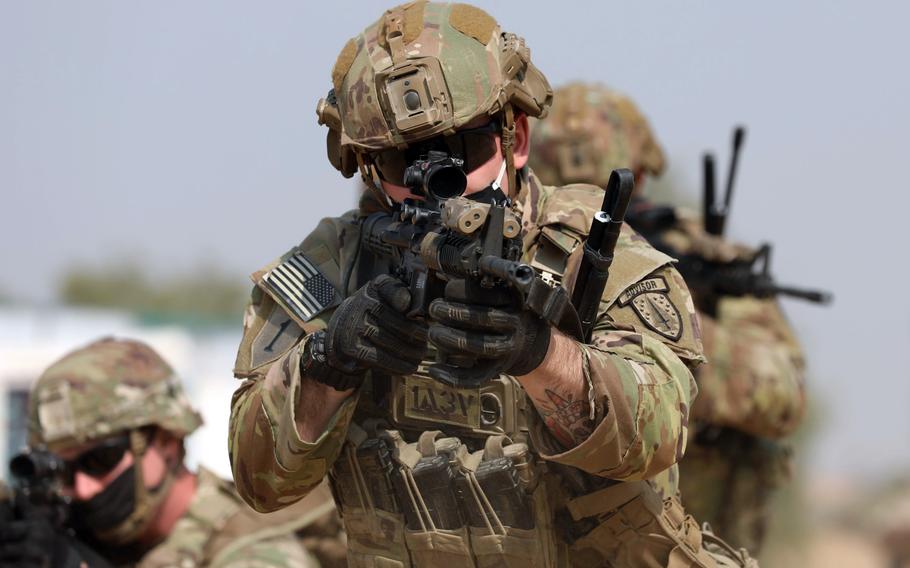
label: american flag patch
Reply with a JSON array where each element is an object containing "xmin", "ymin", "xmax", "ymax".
[{"xmin": 262, "ymin": 252, "xmax": 338, "ymax": 322}]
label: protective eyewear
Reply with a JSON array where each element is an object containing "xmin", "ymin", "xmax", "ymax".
[
  {"xmin": 63, "ymin": 432, "xmax": 138, "ymax": 483},
  {"xmin": 373, "ymin": 120, "xmax": 501, "ymax": 186}
]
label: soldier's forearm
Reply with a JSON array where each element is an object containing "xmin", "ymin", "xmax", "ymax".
[
  {"xmin": 517, "ymin": 329, "xmax": 594, "ymax": 448},
  {"xmin": 295, "ymin": 377, "xmax": 354, "ymax": 442},
  {"xmin": 263, "ymin": 359, "xmax": 354, "ymax": 443}
]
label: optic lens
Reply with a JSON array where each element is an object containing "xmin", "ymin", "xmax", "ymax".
[{"xmin": 426, "ymin": 165, "xmax": 467, "ymax": 200}]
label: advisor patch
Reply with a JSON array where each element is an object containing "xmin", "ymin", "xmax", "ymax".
[
  {"xmin": 262, "ymin": 252, "xmax": 338, "ymax": 323},
  {"xmin": 618, "ymin": 276, "xmax": 683, "ymax": 341}
]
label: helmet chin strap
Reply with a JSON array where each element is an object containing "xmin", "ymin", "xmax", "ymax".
[{"xmin": 500, "ymin": 103, "xmax": 517, "ymax": 198}]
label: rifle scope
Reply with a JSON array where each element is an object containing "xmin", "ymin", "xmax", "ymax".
[
  {"xmin": 10, "ymin": 450, "xmax": 66, "ymax": 483},
  {"xmin": 403, "ymin": 150, "xmax": 468, "ymax": 201}
]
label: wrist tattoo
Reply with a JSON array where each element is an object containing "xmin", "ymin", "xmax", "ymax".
[{"xmin": 534, "ymin": 388, "xmax": 595, "ymax": 448}]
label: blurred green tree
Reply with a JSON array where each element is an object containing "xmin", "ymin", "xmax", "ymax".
[{"xmin": 59, "ymin": 260, "xmax": 248, "ymax": 325}]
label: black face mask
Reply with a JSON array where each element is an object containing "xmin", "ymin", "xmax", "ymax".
[{"xmin": 72, "ymin": 465, "xmax": 137, "ymax": 533}]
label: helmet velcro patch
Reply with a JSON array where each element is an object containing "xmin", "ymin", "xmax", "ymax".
[
  {"xmin": 449, "ymin": 3, "xmax": 497, "ymax": 45},
  {"xmin": 332, "ymin": 38, "xmax": 358, "ymax": 93},
  {"xmin": 378, "ymin": 1, "xmax": 427, "ymax": 52}
]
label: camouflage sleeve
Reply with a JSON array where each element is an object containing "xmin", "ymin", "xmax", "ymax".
[
  {"xmin": 538, "ymin": 265, "xmax": 700, "ymax": 480},
  {"xmin": 210, "ymin": 534, "xmax": 321, "ymax": 568},
  {"xmin": 692, "ymin": 297, "xmax": 806, "ymax": 439},
  {"xmin": 229, "ymin": 348, "xmax": 359, "ymax": 512},
  {"xmin": 230, "ymin": 212, "xmax": 362, "ymax": 512}
]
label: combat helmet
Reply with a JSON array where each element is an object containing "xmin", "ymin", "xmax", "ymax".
[
  {"xmin": 28, "ymin": 337, "xmax": 202, "ymax": 453},
  {"xmin": 317, "ymin": 1, "xmax": 552, "ymax": 194},
  {"xmin": 529, "ymin": 82, "xmax": 666, "ymax": 187}
]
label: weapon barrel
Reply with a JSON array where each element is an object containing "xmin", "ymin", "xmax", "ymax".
[
  {"xmin": 768, "ymin": 284, "xmax": 833, "ymax": 304},
  {"xmin": 10, "ymin": 450, "xmax": 65, "ymax": 483},
  {"xmin": 478, "ymin": 256, "xmax": 535, "ymax": 290}
]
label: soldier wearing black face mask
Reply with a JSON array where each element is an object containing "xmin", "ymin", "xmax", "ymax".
[
  {"xmin": 1, "ymin": 461, "xmax": 113, "ymax": 568},
  {"xmin": 7, "ymin": 337, "xmax": 344, "ymax": 568}
]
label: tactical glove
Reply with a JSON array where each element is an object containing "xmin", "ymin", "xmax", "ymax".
[
  {"xmin": 303, "ymin": 275, "xmax": 429, "ymax": 389},
  {"xmin": 0, "ymin": 517, "xmax": 100, "ymax": 568},
  {"xmin": 427, "ymin": 279, "xmax": 551, "ymax": 386}
]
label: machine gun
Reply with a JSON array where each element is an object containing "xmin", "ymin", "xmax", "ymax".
[
  {"xmin": 627, "ymin": 126, "xmax": 832, "ymax": 315},
  {"xmin": 671, "ymin": 242, "xmax": 832, "ymax": 316}
]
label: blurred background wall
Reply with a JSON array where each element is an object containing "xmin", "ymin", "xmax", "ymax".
[{"xmin": 1, "ymin": 1, "xmax": 908, "ymax": 564}]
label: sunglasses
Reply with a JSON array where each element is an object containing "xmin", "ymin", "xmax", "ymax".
[
  {"xmin": 372, "ymin": 120, "xmax": 501, "ymax": 186},
  {"xmin": 63, "ymin": 430, "xmax": 149, "ymax": 483}
]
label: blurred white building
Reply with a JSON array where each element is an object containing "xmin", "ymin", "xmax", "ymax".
[{"xmin": 0, "ymin": 305, "xmax": 240, "ymax": 481}]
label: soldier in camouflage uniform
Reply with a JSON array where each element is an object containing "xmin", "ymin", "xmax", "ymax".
[
  {"xmin": 228, "ymin": 3, "xmax": 756, "ymax": 566},
  {"xmin": 12, "ymin": 337, "xmax": 341, "ymax": 568},
  {"xmin": 530, "ymin": 82, "xmax": 807, "ymax": 554}
]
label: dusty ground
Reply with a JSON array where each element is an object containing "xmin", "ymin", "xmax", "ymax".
[{"xmin": 757, "ymin": 475, "xmax": 906, "ymax": 567}]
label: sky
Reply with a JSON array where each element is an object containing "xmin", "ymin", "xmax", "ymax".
[{"xmin": 1, "ymin": 1, "xmax": 909, "ymax": 483}]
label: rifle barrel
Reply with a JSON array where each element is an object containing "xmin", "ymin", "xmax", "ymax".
[{"xmin": 769, "ymin": 284, "xmax": 833, "ymax": 304}]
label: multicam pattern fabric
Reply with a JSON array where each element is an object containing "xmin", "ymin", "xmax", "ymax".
[
  {"xmin": 692, "ymin": 295, "xmax": 806, "ymax": 439},
  {"xmin": 678, "ymin": 430, "xmax": 792, "ymax": 555},
  {"xmin": 530, "ymin": 80, "xmax": 805, "ymax": 557},
  {"xmin": 25, "ymin": 338, "xmax": 342, "ymax": 567},
  {"xmin": 27, "ymin": 338, "xmax": 203, "ymax": 453},
  {"xmin": 529, "ymin": 83, "xmax": 666, "ymax": 188},
  {"xmin": 320, "ymin": 0, "xmax": 551, "ymax": 177},
  {"xmin": 228, "ymin": 171, "xmax": 718, "ymax": 566},
  {"xmin": 134, "ymin": 467, "xmax": 326, "ymax": 568},
  {"xmin": 658, "ymin": 208, "xmax": 807, "ymax": 553}
]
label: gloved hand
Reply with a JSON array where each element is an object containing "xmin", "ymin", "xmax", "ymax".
[
  {"xmin": 320, "ymin": 274, "xmax": 429, "ymax": 380},
  {"xmin": 0, "ymin": 517, "xmax": 90, "ymax": 568},
  {"xmin": 427, "ymin": 279, "xmax": 551, "ymax": 387}
]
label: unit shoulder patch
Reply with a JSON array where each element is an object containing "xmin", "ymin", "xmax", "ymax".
[
  {"xmin": 618, "ymin": 276, "xmax": 683, "ymax": 341},
  {"xmin": 250, "ymin": 304, "xmax": 305, "ymax": 370},
  {"xmin": 261, "ymin": 251, "xmax": 340, "ymax": 324}
]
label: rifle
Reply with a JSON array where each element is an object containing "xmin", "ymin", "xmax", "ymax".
[
  {"xmin": 6, "ymin": 447, "xmax": 71, "ymax": 527},
  {"xmin": 627, "ymin": 126, "xmax": 832, "ymax": 315},
  {"xmin": 360, "ymin": 128, "xmax": 649, "ymax": 381},
  {"xmin": 3, "ymin": 448, "xmax": 115, "ymax": 567},
  {"xmin": 360, "ymin": 153, "xmax": 582, "ymax": 387},
  {"xmin": 671, "ymin": 243, "xmax": 832, "ymax": 316}
]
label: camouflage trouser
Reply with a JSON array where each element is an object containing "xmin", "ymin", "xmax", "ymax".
[{"xmin": 677, "ymin": 427, "xmax": 791, "ymax": 555}]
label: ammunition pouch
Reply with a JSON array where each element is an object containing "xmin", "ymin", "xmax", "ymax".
[
  {"xmin": 331, "ymin": 432, "xmax": 411, "ymax": 566},
  {"xmin": 331, "ymin": 429, "xmax": 555, "ymax": 567}
]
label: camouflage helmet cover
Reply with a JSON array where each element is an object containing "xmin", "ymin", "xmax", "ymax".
[
  {"xmin": 28, "ymin": 338, "xmax": 203, "ymax": 453},
  {"xmin": 318, "ymin": 1, "xmax": 552, "ymax": 176},
  {"xmin": 530, "ymin": 82, "xmax": 666, "ymax": 188}
]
